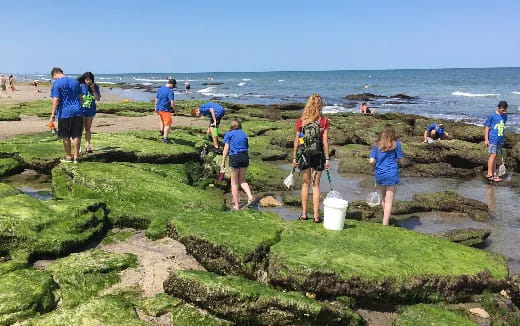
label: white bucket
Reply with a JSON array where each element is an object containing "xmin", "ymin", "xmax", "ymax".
[{"xmin": 323, "ymin": 198, "xmax": 349, "ymax": 230}]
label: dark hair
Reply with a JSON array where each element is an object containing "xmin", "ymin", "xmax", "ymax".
[
  {"xmin": 78, "ymin": 72, "xmax": 95, "ymax": 84},
  {"xmin": 50, "ymin": 67, "xmax": 63, "ymax": 76},
  {"xmin": 231, "ymin": 119, "xmax": 242, "ymax": 130},
  {"xmin": 168, "ymin": 78, "xmax": 176, "ymax": 86},
  {"xmin": 498, "ymin": 101, "xmax": 508, "ymax": 109}
]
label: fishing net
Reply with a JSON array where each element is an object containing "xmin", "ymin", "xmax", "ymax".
[{"xmin": 366, "ymin": 191, "xmax": 381, "ymax": 207}]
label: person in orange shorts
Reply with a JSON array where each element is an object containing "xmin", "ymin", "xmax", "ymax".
[{"xmin": 155, "ymin": 79, "xmax": 176, "ymax": 143}]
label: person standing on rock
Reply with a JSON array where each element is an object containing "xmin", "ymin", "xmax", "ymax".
[
  {"xmin": 49, "ymin": 67, "xmax": 84, "ymax": 164},
  {"xmin": 220, "ymin": 119, "xmax": 255, "ymax": 210},
  {"xmin": 292, "ymin": 93, "xmax": 330, "ymax": 223},
  {"xmin": 423, "ymin": 123, "xmax": 448, "ymax": 143},
  {"xmin": 155, "ymin": 79, "xmax": 176, "ymax": 144},
  {"xmin": 484, "ymin": 101, "xmax": 508, "ymax": 182},
  {"xmin": 0, "ymin": 74, "xmax": 7, "ymax": 97},
  {"xmin": 78, "ymin": 72, "xmax": 101, "ymax": 153},
  {"xmin": 191, "ymin": 102, "xmax": 226, "ymax": 153},
  {"xmin": 369, "ymin": 124, "xmax": 403, "ymax": 226}
]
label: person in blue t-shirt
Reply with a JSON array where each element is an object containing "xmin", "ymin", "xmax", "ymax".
[
  {"xmin": 220, "ymin": 119, "xmax": 255, "ymax": 210},
  {"xmin": 484, "ymin": 101, "xmax": 508, "ymax": 182},
  {"xmin": 78, "ymin": 72, "xmax": 101, "ymax": 153},
  {"xmin": 191, "ymin": 102, "xmax": 226, "ymax": 152},
  {"xmin": 155, "ymin": 79, "xmax": 176, "ymax": 144},
  {"xmin": 49, "ymin": 67, "xmax": 83, "ymax": 164},
  {"xmin": 369, "ymin": 124, "xmax": 404, "ymax": 226},
  {"xmin": 423, "ymin": 123, "xmax": 448, "ymax": 143}
]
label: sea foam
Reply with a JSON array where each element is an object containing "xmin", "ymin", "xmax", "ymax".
[
  {"xmin": 238, "ymin": 82, "xmax": 246, "ymax": 87},
  {"xmin": 512, "ymin": 91, "xmax": 520, "ymax": 95},
  {"xmin": 452, "ymin": 91, "xmax": 499, "ymax": 97}
]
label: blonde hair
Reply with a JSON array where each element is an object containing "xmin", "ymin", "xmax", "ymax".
[
  {"xmin": 231, "ymin": 119, "xmax": 241, "ymax": 130},
  {"xmin": 377, "ymin": 124, "xmax": 397, "ymax": 152},
  {"xmin": 301, "ymin": 93, "xmax": 323, "ymax": 125}
]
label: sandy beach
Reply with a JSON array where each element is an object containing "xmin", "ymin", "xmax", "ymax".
[{"xmin": 0, "ymin": 84, "xmax": 206, "ymax": 140}]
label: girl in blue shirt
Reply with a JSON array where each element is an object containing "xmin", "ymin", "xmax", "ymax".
[
  {"xmin": 78, "ymin": 72, "xmax": 101, "ymax": 153},
  {"xmin": 221, "ymin": 119, "xmax": 255, "ymax": 210},
  {"xmin": 369, "ymin": 124, "xmax": 404, "ymax": 226}
]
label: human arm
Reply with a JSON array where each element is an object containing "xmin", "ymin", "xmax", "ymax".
[
  {"xmin": 423, "ymin": 129, "xmax": 428, "ymax": 143},
  {"xmin": 50, "ymin": 98, "xmax": 59, "ymax": 122},
  {"xmin": 209, "ymin": 108, "xmax": 217, "ymax": 126},
  {"xmin": 323, "ymin": 127, "xmax": 330, "ymax": 169},
  {"xmin": 292, "ymin": 131, "xmax": 299, "ymax": 167},
  {"xmin": 171, "ymin": 100, "xmax": 176, "ymax": 115},
  {"xmin": 221, "ymin": 143, "xmax": 229, "ymax": 170},
  {"xmin": 91, "ymin": 84, "xmax": 101, "ymax": 101},
  {"xmin": 484, "ymin": 126, "xmax": 490, "ymax": 146}
]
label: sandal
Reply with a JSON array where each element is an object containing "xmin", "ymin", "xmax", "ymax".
[
  {"xmin": 298, "ymin": 214, "xmax": 308, "ymax": 221},
  {"xmin": 313, "ymin": 216, "xmax": 322, "ymax": 223},
  {"xmin": 60, "ymin": 157, "xmax": 73, "ymax": 163},
  {"xmin": 492, "ymin": 176, "xmax": 503, "ymax": 182}
]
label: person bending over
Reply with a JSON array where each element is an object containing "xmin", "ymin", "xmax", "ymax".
[
  {"xmin": 191, "ymin": 102, "xmax": 226, "ymax": 152},
  {"xmin": 423, "ymin": 123, "xmax": 448, "ymax": 143}
]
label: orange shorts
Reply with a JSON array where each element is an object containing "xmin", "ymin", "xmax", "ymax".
[{"xmin": 158, "ymin": 111, "xmax": 172, "ymax": 126}]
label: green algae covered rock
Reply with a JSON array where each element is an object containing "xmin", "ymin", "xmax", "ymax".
[
  {"xmin": 268, "ymin": 220, "xmax": 508, "ymax": 304},
  {"xmin": 393, "ymin": 304, "xmax": 476, "ymax": 326},
  {"xmin": 0, "ymin": 157, "xmax": 23, "ymax": 177},
  {"xmin": 0, "ymin": 193, "xmax": 106, "ymax": 262},
  {"xmin": 52, "ymin": 162, "xmax": 224, "ymax": 239},
  {"xmin": 164, "ymin": 270, "xmax": 363, "ymax": 326},
  {"xmin": 23, "ymin": 296, "xmax": 152, "ymax": 326},
  {"xmin": 135, "ymin": 293, "xmax": 183, "ymax": 317},
  {"xmin": 0, "ymin": 268, "xmax": 57, "ymax": 325},
  {"xmin": 436, "ymin": 228, "xmax": 491, "ymax": 247},
  {"xmin": 47, "ymin": 249, "xmax": 137, "ymax": 308},
  {"xmin": 0, "ymin": 183, "xmax": 22, "ymax": 198},
  {"xmin": 171, "ymin": 304, "xmax": 235, "ymax": 326},
  {"xmin": 167, "ymin": 209, "xmax": 284, "ymax": 278}
]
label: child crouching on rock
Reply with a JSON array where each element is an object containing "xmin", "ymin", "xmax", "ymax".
[
  {"xmin": 220, "ymin": 119, "xmax": 255, "ymax": 210},
  {"xmin": 369, "ymin": 124, "xmax": 403, "ymax": 226}
]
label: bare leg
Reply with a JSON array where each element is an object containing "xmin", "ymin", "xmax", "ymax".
[
  {"xmin": 230, "ymin": 167, "xmax": 240, "ymax": 209},
  {"xmin": 163, "ymin": 125, "xmax": 171, "ymax": 139},
  {"xmin": 72, "ymin": 137, "xmax": 82, "ymax": 160},
  {"xmin": 380, "ymin": 185, "xmax": 396, "ymax": 226},
  {"xmin": 84, "ymin": 117, "xmax": 93, "ymax": 149},
  {"xmin": 487, "ymin": 153, "xmax": 497, "ymax": 177},
  {"xmin": 159, "ymin": 120, "xmax": 165, "ymax": 136},
  {"xmin": 210, "ymin": 127, "xmax": 218, "ymax": 148},
  {"xmin": 301, "ymin": 169, "xmax": 311, "ymax": 217},
  {"xmin": 311, "ymin": 170, "xmax": 322, "ymax": 219},
  {"xmin": 62, "ymin": 138, "xmax": 72, "ymax": 159},
  {"xmin": 238, "ymin": 168, "xmax": 254, "ymax": 201}
]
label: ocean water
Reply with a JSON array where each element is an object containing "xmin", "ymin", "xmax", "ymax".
[{"xmin": 24, "ymin": 68, "xmax": 520, "ymax": 131}]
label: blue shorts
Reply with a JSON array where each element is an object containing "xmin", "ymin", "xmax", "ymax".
[
  {"xmin": 82, "ymin": 108, "xmax": 96, "ymax": 118},
  {"xmin": 488, "ymin": 144, "xmax": 502, "ymax": 154},
  {"xmin": 375, "ymin": 174, "xmax": 400, "ymax": 186}
]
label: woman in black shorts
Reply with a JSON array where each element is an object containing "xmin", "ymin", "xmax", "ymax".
[{"xmin": 220, "ymin": 119, "xmax": 255, "ymax": 210}]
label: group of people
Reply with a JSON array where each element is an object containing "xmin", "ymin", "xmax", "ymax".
[
  {"xmin": 0, "ymin": 74, "xmax": 15, "ymax": 97},
  {"xmin": 48, "ymin": 67, "xmax": 101, "ymax": 163}
]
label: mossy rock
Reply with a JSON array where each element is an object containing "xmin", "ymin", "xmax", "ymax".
[
  {"xmin": 52, "ymin": 162, "xmax": 224, "ymax": 239},
  {"xmin": 0, "ymin": 110, "xmax": 21, "ymax": 121},
  {"xmin": 0, "ymin": 193, "xmax": 106, "ymax": 261},
  {"xmin": 171, "ymin": 304, "xmax": 235, "ymax": 326},
  {"xmin": 413, "ymin": 191, "xmax": 488, "ymax": 221},
  {"xmin": 479, "ymin": 292, "xmax": 520, "ymax": 325},
  {"xmin": 435, "ymin": 228, "xmax": 491, "ymax": 247},
  {"xmin": 338, "ymin": 156, "xmax": 371, "ymax": 175},
  {"xmin": 0, "ymin": 268, "xmax": 57, "ymax": 325},
  {"xmin": 47, "ymin": 249, "xmax": 137, "ymax": 308},
  {"xmin": 0, "ymin": 157, "xmax": 24, "ymax": 177},
  {"xmin": 135, "ymin": 293, "xmax": 183, "ymax": 317},
  {"xmin": 23, "ymin": 296, "xmax": 152, "ymax": 326},
  {"xmin": 164, "ymin": 270, "xmax": 363, "ymax": 326},
  {"xmin": 167, "ymin": 209, "xmax": 284, "ymax": 278},
  {"xmin": 0, "ymin": 183, "xmax": 22, "ymax": 199},
  {"xmin": 268, "ymin": 220, "xmax": 508, "ymax": 304},
  {"xmin": 247, "ymin": 159, "xmax": 288, "ymax": 191},
  {"xmin": 101, "ymin": 229, "xmax": 135, "ymax": 245},
  {"xmin": 393, "ymin": 304, "xmax": 476, "ymax": 326}
]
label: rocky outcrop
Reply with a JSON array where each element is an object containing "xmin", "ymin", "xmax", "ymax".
[
  {"xmin": 435, "ymin": 228, "xmax": 491, "ymax": 247},
  {"xmin": 345, "ymin": 93, "xmax": 418, "ymax": 101}
]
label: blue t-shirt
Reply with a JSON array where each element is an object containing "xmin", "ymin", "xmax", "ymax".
[
  {"xmin": 199, "ymin": 102, "xmax": 225, "ymax": 118},
  {"xmin": 80, "ymin": 84, "xmax": 101, "ymax": 116},
  {"xmin": 223, "ymin": 129, "xmax": 248, "ymax": 155},
  {"xmin": 370, "ymin": 141, "xmax": 404, "ymax": 185},
  {"xmin": 50, "ymin": 77, "xmax": 82, "ymax": 119},
  {"xmin": 155, "ymin": 86, "xmax": 174, "ymax": 112},
  {"xmin": 484, "ymin": 112, "xmax": 508, "ymax": 145},
  {"xmin": 426, "ymin": 123, "xmax": 439, "ymax": 133}
]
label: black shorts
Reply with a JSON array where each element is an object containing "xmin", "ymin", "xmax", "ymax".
[
  {"xmin": 210, "ymin": 115, "xmax": 223, "ymax": 128},
  {"xmin": 229, "ymin": 151, "xmax": 249, "ymax": 169},
  {"xmin": 58, "ymin": 116, "xmax": 84, "ymax": 139},
  {"xmin": 298, "ymin": 152, "xmax": 325, "ymax": 171}
]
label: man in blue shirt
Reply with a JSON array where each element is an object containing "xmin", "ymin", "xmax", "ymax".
[
  {"xmin": 49, "ymin": 67, "xmax": 83, "ymax": 163},
  {"xmin": 484, "ymin": 101, "xmax": 508, "ymax": 182},
  {"xmin": 191, "ymin": 102, "xmax": 226, "ymax": 152},
  {"xmin": 155, "ymin": 79, "xmax": 176, "ymax": 143},
  {"xmin": 423, "ymin": 123, "xmax": 448, "ymax": 143}
]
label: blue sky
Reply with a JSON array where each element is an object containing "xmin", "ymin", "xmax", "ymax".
[{"xmin": 1, "ymin": 0, "xmax": 519, "ymax": 73}]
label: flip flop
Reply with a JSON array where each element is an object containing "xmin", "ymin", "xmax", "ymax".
[{"xmin": 298, "ymin": 214, "xmax": 308, "ymax": 221}]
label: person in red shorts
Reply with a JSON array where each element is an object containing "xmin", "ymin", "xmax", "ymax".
[{"xmin": 155, "ymin": 79, "xmax": 176, "ymax": 143}]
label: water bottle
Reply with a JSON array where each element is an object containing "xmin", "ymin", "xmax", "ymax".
[{"xmin": 298, "ymin": 132, "xmax": 304, "ymax": 145}]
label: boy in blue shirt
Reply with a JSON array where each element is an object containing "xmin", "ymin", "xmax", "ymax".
[
  {"xmin": 423, "ymin": 123, "xmax": 448, "ymax": 143},
  {"xmin": 155, "ymin": 79, "xmax": 176, "ymax": 143},
  {"xmin": 191, "ymin": 102, "xmax": 226, "ymax": 152},
  {"xmin": 484, "ymin": 101, "xmax": 508, "ymax": 182},
  {"xmin": 49, "ymin": 67, "xmax": 83, "ymax": 164}
]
